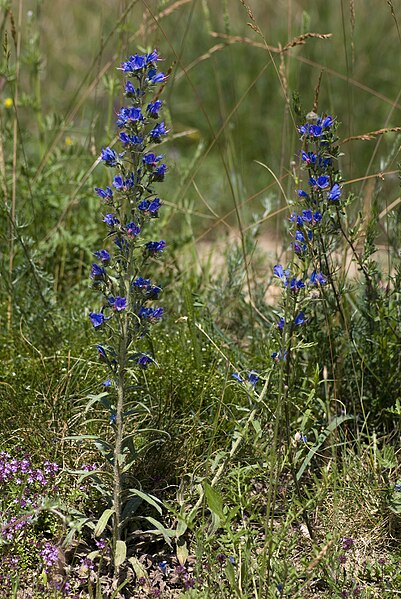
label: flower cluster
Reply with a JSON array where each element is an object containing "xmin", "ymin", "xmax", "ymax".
[
  {"xmin": 271, "ymin": 113, "xmax": 340, "ymax": 360},
  {"xmin": 89, "ymin": 50, "xmax": 168, "ymax": 372},
  {"xmin": 0, "ymin": 451, "xmax": 59, "ymax": 542}
]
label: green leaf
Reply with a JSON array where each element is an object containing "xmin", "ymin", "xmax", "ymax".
[
  {"xmin": 128, "ymin": 557, "xmax": 147, "ymax": 580},
  {"xmin": 203, "ymin": 481, "xmax": 225, "ymax": 520},
  {"xmin": 84, "ymin": 392, "xmax": 111, "ymax": 412},
  {"xmin": 144, "ymin": 516, "xmax": 175, "ymax": 548},
  {"xmin": 296, "ymin": 415, "xmax": 353, "ymax": 481},
  {"xmin": 128, "ymin": 488, "xmax": 163, "ymax": 515},
  {"xmin": 176, "ymin": 539, "xmax": 188, "ymax": 566},
  {"xmin": 114, "ymin": 540, "xmax": 126, "ymax": 569},
  {"xmin": 94, "ymin": 508, "xmax": 114, "ymax": 537}
]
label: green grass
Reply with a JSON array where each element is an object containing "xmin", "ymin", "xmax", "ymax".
[{"xmin": 1, "ymin": 1, "xmax": 401, "ymax": 597}]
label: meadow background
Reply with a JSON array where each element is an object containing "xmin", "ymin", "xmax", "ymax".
[{"xmin": 1, "ymin": 0, "xmax": 401, "ymax": 597}]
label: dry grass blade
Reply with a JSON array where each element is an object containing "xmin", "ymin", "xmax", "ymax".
[
  {"xmin": 210, "ymin": 30, "xmax": 332, "ymax": 55},
  {"xmin": 341, "ymin": 126, "xmax": 401, "ymax": 144},
  {"xmin": 282, "ymin": 32, "xmax": 332, "ymax": 51}
]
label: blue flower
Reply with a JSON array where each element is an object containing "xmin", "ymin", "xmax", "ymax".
[
  {"xmin": 96, "ymin": 345, "xmax": 108, "ymax": 361},
  {"xmin": 232, "ymin": 371, "xmax": 258, "ymax": 387},
  {"xmin": 91, "ymin": 263, "xmax": 105, "ymax": 280},
  {"xmin": 309, "ymin": 175, "xmax": 329, "ymax": 189},
  {"xmin": 301, "ymin": 151, "xmax": 317, "ymax": 165},
  {"xmin": 248, "ymin": 371, "xmax": 259, "ymax": 387},
  {"xmin": 138, "ymin": 306, "xmax": 164, "ymax": 321},
  {"xmin": 159, "ymin": 561, "xmax": 168, "ymax": 573},
  {"xmin": 113, "ymin": 173, "xmax": 135, "ymax": 191},
  {"xmin": 302, "ymin": 209, "xmax": 313, "ymax": 222},
  {"xmin": 273, "ymin": 264, "xmax": 290, "ymax": 281},
  {"xmin": 138, "ymin": 198, "xmax": 161, "ymax": 217},
  {"xmin": 103, "ymin": 214, "xmax": 120, "ymax": 227},
  {"xmin": 116, "ymin": 107, "xmax": 143, "ymax": 128},
  {"xmin": 111, "ymin": 296, "xmax": 127, "ymax": 311},
  {"xmin": 102, "ymin": 379, "xmax": 112, "ymax": 387},
  {"xmin": 94, "ymin": 249, "xmax": 110, "ymax": 264},
  {"xmin": 278, "ymin": 317, "xmax": 285, "ymax": 330},
  {"xmin": 145, "ymin": 240, "xmax": 166, "ymax": 254},
  {"xmin": 294, "ymin": 312, "xmax": 306, "ymax": 326},
  {"xmin": 147, "ymin": 100, "xmax": 163, "ymax": 118},
  {"xmin": 119, "ymin": 132, "xmax": 143, "ymax": 146},
  {"xmin": 310, "ymin": 270, "xmax": 327, "ymax": 285},
  {"xmin": 119, "ymin": 54, "xmax": 146, "ymax": 72},
  {"xmin": 143, "ymin": 152, "xmax": 163, "ymax": 167},
  {"xmin": 101, "ymin": 147, "xmax": 119, "ymax": 166},
  {"xmin": 146, "ymin": 49, "xmax": 159, "ymax": 64},
  {"xmin": 89, "ymin": 312, "xmax": 105, "ymax": 328},
  {"xmin": 297, "ymin": 189, "xmax": 309, "ymax": 199},
  {"xmin": 126, "ymin": 222, "xmax": 141, "ymax": 238},
  {"xmin": 147, "ymin": 69, "xmax": 166, "ymax": 84},
  {"xmin": 136, "ymin": 354, "xmax": 153, "ymax": 368},
  {"xmin": 321, "ymin": 115, "xmax": 333, "ymax": 128},
  {"xmin": 327, "ymin": 183, "xmax": 341, "ymax": 201},
  {"xmin": 149, "ymin": 122, "xmax": 168, "ymax": 142},
  {"xmin": 153, "ymin": 164, "xmax": 167, "ymax": 183},
  {"xmin": 95, "ymin": 186, "xmax": 113, "ymax": 201},
  {"xmin": 285, "ymin": 277, "xmax": 304, "ymax": 291},
  {"xmin": 125, "ymin": 81, "xmax": 136, "ymax": 96}
]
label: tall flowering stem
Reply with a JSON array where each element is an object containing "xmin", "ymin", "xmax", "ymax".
[
  {"xmin": 270, "ymin": 113, "xmax": 345, "ymax": 540},
  {"xmin": 89, "ymin": 50, "xmax": 168, "ymax": 571}
]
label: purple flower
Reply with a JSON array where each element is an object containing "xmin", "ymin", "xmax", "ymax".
[
  {"xmin": 278, "ymin": 316, "xmax": 285, "ymax": 330},
  {"xmin": 40, "ymin": 543, "xmax": 59, "ymax": 572},
  {"xmin": 232, "ymin": 373, "xmax": 243, "ymax": 382},
  {"xmin": 111, "ymin": 296, "xmax": 127, "ymax": 311},
  {"xmin": 341, "ymin": 537, "xmax": 354, "ymax": 551},
  {"xmin": 102, "ymin": 379, "xmax": 112, "ymax": 387},
  {"xmin": 327, "ymin": 183, "xmax": 341, "ymax": 201}
]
